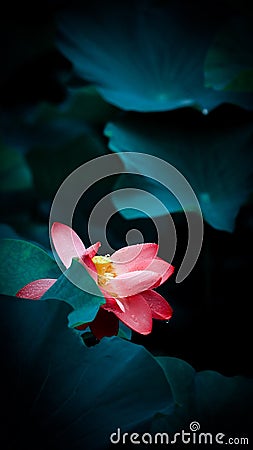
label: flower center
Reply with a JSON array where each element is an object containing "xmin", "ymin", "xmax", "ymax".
[{"xmin": 92, "ymin": 255, "xmax": 117, "ymax": 286}]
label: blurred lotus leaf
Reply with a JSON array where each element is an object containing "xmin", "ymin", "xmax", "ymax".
[
  {"xmin": 42, "ymin": 258, "xmax": 105, "ymax": 328},
  {"xmin": 0, "ymin": 238, "xmax": 60, "ymax": 296},
  {"xmin": 56, "ymin": 0, "xmax": 253, "ymax": 113},
  {"xmin": 152, "ymin": 356, "xmax": 253, "ymax": 436},
  {"xmin": 1, "ymin": 90, "xmax": 116, "ymax": 200},
  {"xmin": 0, "ymin": 238, "xmax": 105, "ymax": 329},
  {"xmin": 36, "ymin": 85, "xmax": 120, "ymax": 124},
  {"xmin": 105, "ymin": 107, "xmax": 253, "ymax": 232},
  {"xmin": 0, "ymin": 145, "xmax": 33, "ymax": 192},
  {"xmin": 205, "ymin": 16, "xmax": 253, "ymax": 92},
  {"xmin": 0, "ymin": 295, "xmax": 173, "ymax": 449},
  {"xmin": 0, "ymin": 294, "xmax": 252, "ymax": 449},
  {"xmin": 26, "ymin": 133, "xmax": 107, "ymax": 198}
]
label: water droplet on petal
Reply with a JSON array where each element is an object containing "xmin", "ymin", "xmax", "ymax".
[{"xmin": 130, "ymin": 314, "xmax": 138, "ymax": 323}]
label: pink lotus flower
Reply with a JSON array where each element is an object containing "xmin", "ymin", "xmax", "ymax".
[{"xmin": 16, "ymin": 222, "xmax": 174, "ymax": 339}]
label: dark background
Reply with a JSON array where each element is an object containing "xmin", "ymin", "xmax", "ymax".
[{"xmin": 0, "ymin": 1, "xmax": 253, "ymax": 448}]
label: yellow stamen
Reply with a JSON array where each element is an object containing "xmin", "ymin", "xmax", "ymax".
[{"xmin": 92, "ymin": 255, "xmax": 117, "ymax": 286}]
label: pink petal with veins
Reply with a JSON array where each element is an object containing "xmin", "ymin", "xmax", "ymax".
[
  {"xmin": 113, "ymin": 257, "xmax": 174, "ymax": 285},
  {"xmin": 111, "ymin": 243, "xmax": 158, "ymax": 274},
  {"xmin": 142, "ymin": 290, "xmax": 173, "ymax": 320},
  {"xmin": 85, "ymin": 242, "xmax": 101, "ymax": 259},
  {"xmin": 104, "ymin": 270, "xmax": 161, "ymax": 297},
  {"xmin": 146, "ymin": 257, "xmax": 174, "ymax": 284},
  {"xmin": 103, "ymin": 294, "xmax": 153, "ymax": 335},
  {"xmin": 115, "ymin": 298, "xmax": 126, "ymax": 312},
  {"xmin": 51, "ymin": 222, "xmax": 86, "ymax": 268},
  {"xmin": 16, "ymin": 279, "xmax": 57, "ymax": 300}
]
